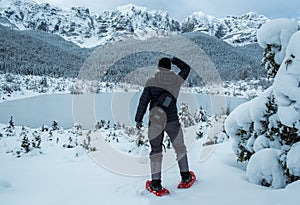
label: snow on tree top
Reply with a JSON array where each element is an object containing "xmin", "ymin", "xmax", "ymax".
[
  {"xmin": 286, "ymin": 30, "xmax": 300, "ymax": 69},
  {"xmin": 257, "ymin": 18, "xmax": 299, "ymax": 65},
  {"xmin": 257, "ymin": 18, "xmax": 298, "ymax": 48}
]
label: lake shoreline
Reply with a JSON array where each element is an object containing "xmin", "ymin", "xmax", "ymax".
[{"xmin": 0, "ymin": 92, "xmax": 246, "ymax": 129}]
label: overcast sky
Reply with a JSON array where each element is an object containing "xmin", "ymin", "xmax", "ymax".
[{"xmin": 35, "ymin": 0, "xmax": 300, "ymax": 21}]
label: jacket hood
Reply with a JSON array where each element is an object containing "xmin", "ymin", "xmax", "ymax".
[
  {"xmin": 154, "ymin": 70, "xmax": 178, "ymax": 87},
  {"xmin": 153, "ymin": 70, "xmax": 182, "ymax": 98}
]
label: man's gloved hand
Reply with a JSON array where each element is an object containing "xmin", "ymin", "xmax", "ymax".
[{"xmin": 136, "ymin": 121, "xmax": 143, "ymax": 129}]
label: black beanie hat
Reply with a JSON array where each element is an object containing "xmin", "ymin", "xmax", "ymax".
[{"xmin": 158, "ymin": 58, "xmax": 171, "ymax": 70}]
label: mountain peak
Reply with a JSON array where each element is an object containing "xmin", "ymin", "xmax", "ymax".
[
  {"xmin": 189, "ymin": 11, "xmax": 215, "ymax": 19},
  {"xmin": 117, "ymin": 4, "xmax": 147, "ymax": 14},
  {"xmin": 243, "ymin": 11, "xmax": 267, "ymax": 19},
  {"xmin": 225, "ymin": 11, "xmax": 268, "ymax": 21},
  {"xmin": 116, "ymin": 3, "xmax": 169, "ymax": 18},
  {"xmin": 182, "ymin": 10, "xmax": 268, "ymax": 45}
]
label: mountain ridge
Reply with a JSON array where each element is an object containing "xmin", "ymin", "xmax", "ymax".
[{"xmin": 0, "ymin": 0, "xmax": 269, "ymax": 47}]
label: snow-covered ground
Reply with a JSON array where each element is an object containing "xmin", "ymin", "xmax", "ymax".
[
  {"xmin": 0, "ymin": 72, "xmax": 279, "ymax": 205},
  {"xmin": 0, "ymin": 87, "xmax": 299, "ymax": 204},
  {"xmin": 0, "ymin": 128, "xmax": 299, "ymax": 205},
  {"xmin": 0, "ymin": 69, "xmax": 295, "ymax": 205}
]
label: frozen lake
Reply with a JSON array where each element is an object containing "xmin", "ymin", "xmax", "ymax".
[{"xmin": 0, "ymin": 92, "xmax": 246, "ymax": 129}]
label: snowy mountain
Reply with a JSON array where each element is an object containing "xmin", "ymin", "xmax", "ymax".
[
  {"xmin": 0, "ymin": 0, "xmax": 180, "ymax": 47},
  {"xmin": 0, "ymin": 0, "xmax": 268, "ymax": 47},
  {"xmin": 182, "ymin": 11, "xmax": 269, "ymax": 46}
]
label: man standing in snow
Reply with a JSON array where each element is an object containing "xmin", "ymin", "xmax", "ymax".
[{"xmin": 135, "ymin": 57, "xmax": 196, "ymax": 196}]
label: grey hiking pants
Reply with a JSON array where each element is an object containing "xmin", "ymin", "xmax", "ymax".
[{"xmin": 148, "ymin": 120, "xmax": 189, "ymax": 180}]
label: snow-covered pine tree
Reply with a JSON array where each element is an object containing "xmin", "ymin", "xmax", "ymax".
[
  {"xmin": 136, "ymin": 128, "xmax": 145, "ymax": 147},
  {"xmin": 113, "ymin": 122, "xmax": 123, "ymax": 130},
  {"xmin": 74, "ymin": 123, "xmax": 82, "ymax": 135},
  {"xmin": 48, "ymin": 130, "xmax": 53, "ymax": 141},
  {"xmin": 194, "ymin": 106, "xmax": 208, "ymax": 123},
  {"xmin": 31, "ymin": 130, "xmax": 41, "ymax": 149},
  {"xmin": 21, "ymin": 135, "xmax": 30, "ymax": 153},
  {"xmin": 41, "ymin": 125, "xmax": 49, "ymax": 132},
  {"xmin": 15, "ymin": 126, "xmax": 28, "ymax": 157},
  {"xmin": 95, "ymin": 121, "xmax": 103, "ymax": 130},
  {"xmin": 51, "ymin": 120, "xmax": 59, "ymax": 131},
  {"xmin": 81, "ymin": 130, "xmax": 96, "ymax": 152},
  {"xmin": 225, "ymin": 21, "xmax": 300, "ymax": 188},
  {"xmin": 8, "ymin": 116, "xmax": 14, "ymax": 128},
  {"xmin": 105, "ymin": 120, "xmax": 111, "ymax": 130},
  {"xmin": 179, "ymin": 103, "xmax": 195, "ymax": 128},
  {"xmin": 195, "ymin": 106, "xmax": 210, "ymax": 139},
  {"xmin": 5, "ymin": 116, "xmax": 16, "ymax": 137},
  {"xmin": 39, "ymin": 76, "xmax": 49, "ymax": 93},
  {"xmin": 70, "ymin": 83, "xmax": 84, "ymax": 94},
  {"xmin": 63, "ymin": 127, "xmax": 80, "ymax": 149}
]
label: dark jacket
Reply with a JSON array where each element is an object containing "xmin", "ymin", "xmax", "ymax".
[{"xmin": 135, "ymin": 57, "xmax": 191, "ymax": 123}]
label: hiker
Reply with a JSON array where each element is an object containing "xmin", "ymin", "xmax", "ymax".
[{"xmin": 135, "ymin": 57, "xmax": 196, "ymax": 196}]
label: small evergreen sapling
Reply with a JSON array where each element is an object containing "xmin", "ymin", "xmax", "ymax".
[
  {"xmin": 5, "ymin": 116, "xmax": 16, "ymax": 137},
  {"xmin": 21, "ymin": 135, "xmax": 30, "ymax": 153},
  {"xmin": 31, "ymin": 130, "xmax": 41, "ymax": 149},
  {"xmin": 136, "ymin": 128, "xmax": 145, "ymax": 147},
  {"xmin": 51, "ymin": 121, "xmax": 59, "ymax": 131},
  {"xmin": 195, "ymin": 107, "xmax": 210, "ymax": 140},
  {"xmin": 81, "ymin": 130, "xmax": 97, "ymax": 152},
  {"xmin": 194, "ymin": 106, "xmax": 208, "ymax": 123},
  {"xmin": 95, "ymin": 121, "xmax": 104, "ymax": 130},
  {"xmin": 8, "ymin": 116, "xmax": 14, "ymax": 128}
]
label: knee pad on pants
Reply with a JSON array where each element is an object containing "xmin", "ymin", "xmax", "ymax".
[
  {"xmin": 173, "ymin": 144, "xmax": 187, "ymax": 155},
  {"xmin": 150, "ymin": 151, "xmax": 163, "ymax": 162}
]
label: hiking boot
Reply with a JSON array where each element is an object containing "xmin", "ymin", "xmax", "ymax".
[
  {"xmin": 178, "ymin": 171, "xmax": 196, "ymax": 189},
  {"xmin": 149, "ymin": 179, "xmax": 162, "ymax": 191},
  {"xmin": 181, "ymin": 171, "xmax": 192, "ymax": 183},
  {"xmin": 145, "ymin": 180, "xmax": 170, "ymax": 197}
]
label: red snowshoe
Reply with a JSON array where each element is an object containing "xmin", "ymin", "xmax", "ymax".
[
  {"xmin": 177, "ymin": 171, "xmax": 196, "ymax": 189},
  {"xmin": 145, "ymin": 180, "xmax": 170, "ymax": 197}
]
